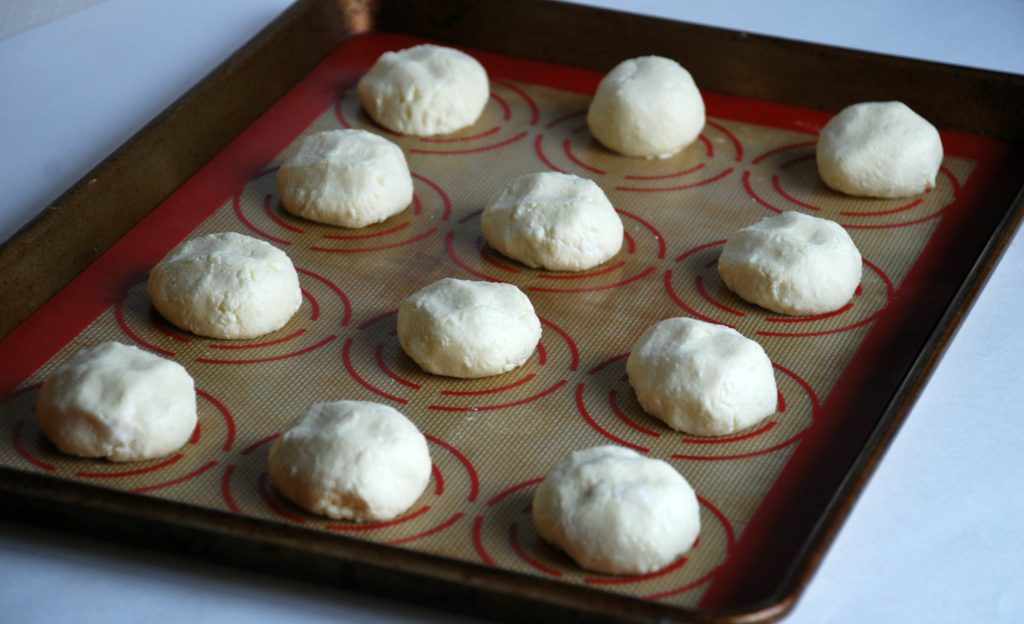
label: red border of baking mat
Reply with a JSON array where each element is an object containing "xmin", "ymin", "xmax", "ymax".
[{"xmin": 0, "ymin": 32, "xmax": 1016, "ymax": 611}]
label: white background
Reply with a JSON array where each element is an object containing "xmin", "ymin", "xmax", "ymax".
[{"xmin": 1, "ymin": 1, "xmax": 1023, "ymax": 622}]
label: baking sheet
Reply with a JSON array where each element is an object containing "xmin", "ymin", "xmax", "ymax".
[{"xmin": 0, "ymin": 28, "xmax": 1017, "ymax": 620}]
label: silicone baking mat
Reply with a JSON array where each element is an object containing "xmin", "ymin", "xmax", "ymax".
[{"xmin": 0, "ymin": 32, "xmax": 1010, "ymax": 613}]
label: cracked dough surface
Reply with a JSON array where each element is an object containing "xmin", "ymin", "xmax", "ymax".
[
  {"xmin": 817, "ymin": 101, "xmax": 943, "ymax": 198},
  {"xmin": 532, "ymin": 445, "xmax": 700, "ymax": 575},
  {"xmin": 357, "ymin": 44, "xmax": 489, "ymax": 137},
  {"xmin": 718, "ymin": 211, "xmax": 862, "ymax": 316},
  {"xmin": 627, "ymin": 317, "xmax": 777, "ymax": 436},
  {"xmin": 587, "ymin": 55, "xmax": 705, "ymax": 158},
  {"xmin": 148, "ymin": 232, "xmax": 302, "ymax": 340},
  {"xmin": 277, "ymin": 129, "xmax": 413, "ymax": 228},
  {"xmin": 36, "ymin": 342, "xmax": 197, "ymax": 462},
  {"xmin": 481, "ymin": 172, "xmax": 623, "ymax": 271},
  {"xmin": 269, "ymin": 400, "xmax": 431, "ymax": 522},
  {"xmin": 397, "ymin": 278, "xmax": 541, "ymax": 379}
]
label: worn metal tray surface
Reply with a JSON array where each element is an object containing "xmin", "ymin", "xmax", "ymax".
[{"xmin": 1, "ymin": 1, "xmax": 1022, "ymax": 622}]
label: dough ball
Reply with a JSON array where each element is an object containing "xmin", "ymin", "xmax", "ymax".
[
  {"xmin": 587, "ymin": 56, "xmax": 705, "ymax": 158},
  {"xmin": 627, "ymin": 318, "xmax": 776, "ymax": 437},
  {"xmin": 268, "ymin": 400, "xmax": 431, "ymax": 522},
  {"xmin": 817, "ymin": 101, "xmax": 943, "ymax": 198},
  {"xmin": 148, "ymin": 232, "xmax": 302, "ymax": 340},
  {"xmin": 357, "ymin": 44, "xmax": 489, "ymax": 136},
  {"xmin": 532, "ymin": 445, "xmax": 700, "ymax": 575},
  {"xmin": 481, "ymin": 172, "xmax": 623, "ymax": 271},
  {"xmin": 718, "ymin": 211, "xmax": 862, "ymax": 315},
  {"xmin": 277, "ymin": 129, "xmax": 413, "ymax": 228},
  {"xmin": 36, "ymin": 342, "xmax": 197, "ymax": 462},
  {"xmin": 397, "ymin": 278, "xmax": 541, "ymax": 379}
]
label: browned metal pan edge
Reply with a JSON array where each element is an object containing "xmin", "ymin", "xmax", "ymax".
[
  {"xmin": 2, "ymin": 0, "xmax": 1024, "ymax": 622},
  {"xmin": 761, "ymin": 179, "xmax": 1024, "ymax": 623},
  {"xmin": 0, "ymin": 467, "xmax": 727, "ymax": 624},
  {"xmin": 0, "ymin": 0, "xmax": 360, "ymax": 338},
  {"xmin": 4, "ymin": 0, "xmax": 1023, "ymax": 337},
  {"xmin": 376, "ymin": 0, "xmax": 1024, "ymax": 140}
]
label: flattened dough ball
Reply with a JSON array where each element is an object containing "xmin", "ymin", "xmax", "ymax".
[
  {"xmin": 587, "ymin": 56, "xmax": 705, "ymax": 158},
  {"xmin": 481, "ymin": 172, "xmax": 623, "ymax": 271},
  {"xmin": 532, "ymin": 445, "xmax": 700, "ymax": 575},
  {"xmin": 718, "ymin": 211, "xmax": 862, "ymax": 316},
  {"xmin": 36, "ymin": 342, "xmax": 197, "ymax": 462},
  {"xmin": 148, "ymin": 232, "xmax": 302, "ymax": 340},
  {"xmin": 268, "ymin": 401, "xmax": 431, "ymax": 521},
  {"xmin": 398, "ymin": 278, "xmax": 541, "ymax": 378},
  {"xmin": 357, "ymin": 44, "xmax": 489, "ymax": 136},
  {"xmin": 277, "ymin": 129, "xmax": 413, "ymax": 228},
  {"xmin": 627, "ymin": 318, "xmax": 776, "ymax": 437},
  {"xmin": 817, "ymin": 101, "xmax": 943, "ymax": 198}
]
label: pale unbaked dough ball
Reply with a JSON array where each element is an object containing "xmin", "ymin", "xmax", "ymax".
[
  {"xmin": 357, "ymin": 44, "xmax": 489, "ymax": 136},
  {"xmin": 532, "ymin": 445, "xmax": 700, "ymax": 575},
  {"xmin": 627, "ymin": 318, "xmax": 777, "ymax": 437},
  {"xmin": 36, "ymin": 342, "xmax": 197, "ymax": 462},
  {"xmin": 817, "ymin": 101, "xmax": 943, "ymax": 198},
  {"xmin": 587, "ymin": 56, "xmax": 705, "ymax": 158},
  {"xmin": 277, "ymin": 129, "xmax": 413, "ymax": 228},
  {"xmin": 397, "ymin": 278, "xmax": 541, "ymax": 379},
  {"xmin": 718, "ymin": 211, "xmax": 862, "ymax": 316},
  {"xmin": 148, "ymin": 232, "xmax": 302, "ymax": 340},
  {"xmin": 481, "ymin": 172, "xmax": 623, "ymax": 271},
  {"xmin": 268, "ymin": 400, "xmax": 431, "ymax": 522}
]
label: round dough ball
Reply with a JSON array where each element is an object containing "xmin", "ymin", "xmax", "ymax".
[
  {"xmin": 277, "ymin": 129, "xmax": 413, "ymax": 228},
  {"xmin": 627, "ymin": 318, "xmax": 777, "ymax": 437},
  {"xmin": 532, "ymin": 445, "xmax": 700, "ymax": 575},
  {"xmin": 718, "ymin": 211, "xmax": 862, "ymax": 316},
  {"xmin": 481, "ymin": 172, "xmax": 623, "ymax": 271},
  {"xmin": 268, "ymin": 400, "xmax": 431, "ymax": 522},
  {"xmin": 36, "ymin": 342, "xmax": 197, "ymax": 462},
  {"xmin": 587, "ymin": 56, "xmax": 705, "ymax": 158},
  {"xmin": 397, "ymin": 278, "xmax": 541, "ymax": 379},
  {"xmin": 817, "ymin": 101, "xmax": 943, "ymax": 198},
  {"xmin": 148, "ymin": 232, "xmax": 302, "ymax": 340},
  {"xmin": 357, "ymin": 44, "xmax": 489, "ymax": 136}
]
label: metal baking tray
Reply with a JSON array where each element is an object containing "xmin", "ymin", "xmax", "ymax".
[{"xmin": 1, "ymin": 1, "xmax": 1022, "ymax": 622}]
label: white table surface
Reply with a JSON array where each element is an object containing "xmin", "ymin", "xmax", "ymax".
[{"xmin": 1, "ymin": 1, "xmax": 1023, "ymax": 622}]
